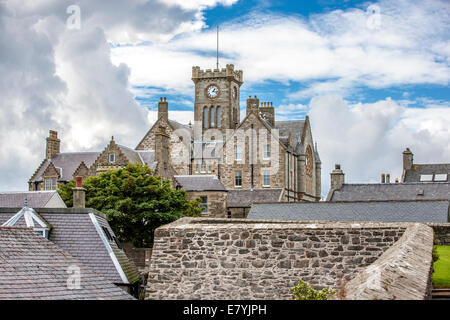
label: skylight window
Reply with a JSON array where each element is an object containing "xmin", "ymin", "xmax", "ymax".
[
  {"xmin": 102, "ymin": 226, "xmax": 113, "ymax": 241},
  {"xmin": 113, "ymin": 236, "xmax": 122, "ymax": 249},
  {"xmin": 434, "ymin": 174, "xmax": 448, "ymax": 182},
  {"xmin": 419, "ymin": 174, "xmax": 433, "ymax": 182}
]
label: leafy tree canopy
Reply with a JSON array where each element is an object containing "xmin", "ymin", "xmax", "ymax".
[{"xmin": 58, "ymin": 164, "xmax": 201, "ymax": 247}]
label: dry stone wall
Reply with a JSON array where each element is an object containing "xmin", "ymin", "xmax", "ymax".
[
  {"xmin": 428, "ymin": 223, "xmax": 450, "ymax": 245},
  {"xmin": 146, "ymin": 218, "xmax": 407, "ymax": 300}
]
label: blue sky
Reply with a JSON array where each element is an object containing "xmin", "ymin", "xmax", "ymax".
[{"xmin": 118, "ymin": 0, "xmax": 449, "ymax": 119}]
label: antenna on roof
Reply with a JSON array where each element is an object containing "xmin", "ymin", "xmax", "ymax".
[{"xmin": 216, "ymin": 25, "xmax": 219, "ymax": 69}]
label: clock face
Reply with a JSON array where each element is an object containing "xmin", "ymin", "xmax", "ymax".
[
  {"xmin": 206, "ymin": 85, "xmax": 219, "ymax": 99},
  {"xmin": 232, "ymin": 87, "xmax": 237, "ymax": 99}
]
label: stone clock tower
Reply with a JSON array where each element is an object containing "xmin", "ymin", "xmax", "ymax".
[{"xmin": 192, "ymin": 64, "xmax": 243, "ymax": 138}]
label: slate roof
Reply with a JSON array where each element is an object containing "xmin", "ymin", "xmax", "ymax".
[
  {"xmin": 248, "ymin": 200, "xmax": 450, "ymax": 223},
  {"xmin": 174, "ymin": 175, "xmax": 226, "ymax": 192},
  {"xmin": 0, "ymin": 227, "xmax": 134, "ymax": 300},
  {"xmin": 0, "ymin": 208, "xmax": 139, "ymax": 285},
  {"xmin": 31, "ymin": 152, "xmax": 100, "ymax": 182},
  {"xmin": 275, "ymin": 120, "xmax": 305, "ymax": 154},
  {"xmin": 117, "ymin": 144, "xmax": 145, "ymax": 165},
  {"xmin": 404, "ymin": 164, "xmax": 450, "ymax": 182},
  {"xmin": 227, "ymin": 189, "xmax": 283, "ymax": 208},
  {"xmin": 137, "ymin": 150, "xmax": 157, "ymax": 170},
  {"xmin": 0, "ymin": 191, "xmax": 66, "ymax": 208},
  {"xmin": 328, "ymin": 182, "xmax": 450, "ymax": 202}
]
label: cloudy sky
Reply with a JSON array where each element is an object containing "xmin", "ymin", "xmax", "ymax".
[{"xmin": 0, "ymin": 0, "xmax": 449, "ymax": 197}]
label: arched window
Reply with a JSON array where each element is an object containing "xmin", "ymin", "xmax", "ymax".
[
  {"xmin": 203, "ymin": 107, "xmax": 208, "ymax": 128},
  {"xmin": 210, "ymin": 106, "xmax": 215, "ymax": 128},
  {"xmin": 216, "ymin": 106, "xmax": 221, "ymax": 128}
]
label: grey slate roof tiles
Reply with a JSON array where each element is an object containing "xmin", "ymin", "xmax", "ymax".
[
  {"xmin": 404, "ymin": 164, "xmax": 450, "ymax": 182},
  {"xmin": 248, "ymin": 200, "xmax": 450, "ymax": 223},
  {"xmin": 329, "ymin": 182, "xmax": 450, "ymax": 202},
  {"xmin": 31, "ymin": 152, "xmax": 100, "ymax": 182},
  {"xmin": 174, "ymin": 175, "xmax": 226, "ymax": 191},
  {"xmin": 0, "ymin": 191, "xmax": 64, "ymax": 208},
  {"xmin": 227, "ymin": 189, "xmax": 283, "ymax": 208},
  {"xmin": 0, "ymin": 227, "xmax": 134, "ymax": 300},
  {"xmin": 0, "ymin": 208, "xmax": 139, "ymax": 285}
]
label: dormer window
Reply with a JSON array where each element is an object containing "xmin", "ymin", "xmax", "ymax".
[
  {"xmin": 44, "ymin": 178, "xmax": 57, "ymax": 190},
  {"xmin": 2, "ymin": 205, "xmax": 51, "ymax": 239},
  {"xmin": 109, "ymin": 153, "xmax": 115, "ymax": 163}
]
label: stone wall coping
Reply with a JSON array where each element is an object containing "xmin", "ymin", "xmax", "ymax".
[
  {"xmin": 156, "ymin": 217, "xmax": 416, "ymax": 231},
  {"xmin": 343, "ymin": 223, "xmax": 434, "ymax": 300}
]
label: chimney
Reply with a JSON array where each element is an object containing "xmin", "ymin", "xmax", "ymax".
[
  {"xmin": 155, "ymin": 126, "xmax": 170, "ymax": 178},
  {"xmin": 46, "ymin": 130, "xmax": 60, "ymax": 159},
  {"xmin": 403, "ymin": 148, "xmax": 413, "ymax": 171},
  {"xmin": 246, "ymin": 95, "xmax": 259, "ymax": 116},
  {"xmin": 259, "ymin": 101, "xmax": 275, "ymax": 126},
  {"xmin": 381, "ymin": 173, "xmax": 385, "ymax": 183},
  {"xmin": 73, "ymin": 176, "xmax": 85, "ymax": 208},
  {"xmin": 158, "ymin": 97, "xmax": 169, "ymax": 121},
  {"xmin": 386, "ymin": 173, "xmax": 390, "ymax": 184},
  {"xmin": 330, "ymin": 164, "xmax": 345, "ymax": 191}
]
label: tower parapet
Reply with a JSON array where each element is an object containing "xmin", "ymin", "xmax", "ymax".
[{"xmin": 192, "ymin": 64, "xmax": 243, "ymax": 84}]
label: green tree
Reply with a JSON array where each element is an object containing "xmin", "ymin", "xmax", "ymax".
[
  {"xmin": 290, "ymin": 279, "xmax": 336, "ymax": 300},
  {"xmin": 58, "ymin": 164, "xmax": 202, "ymax": 247}
]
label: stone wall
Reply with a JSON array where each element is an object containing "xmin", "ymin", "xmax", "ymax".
[
  {"xmin": 428, "ymin": 223, "xmax": 450, "ymax": 245},
  {"xmin": 187, "ymin": 191, "xmax": 227, "ymax": 218},
  {"xmin": 343, "ymin": 223, "xmax": 434, "ymax": 300},
  {"xmin": 123, "ymin": 242, "xmax": 152, "ymax": 271},
  {"xmin": 146, "ymin": 218, "xmax": 407, "ymax": 300}
]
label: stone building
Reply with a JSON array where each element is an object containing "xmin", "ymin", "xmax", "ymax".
[
  {"xmin": 29, "ymin": 63, "xmax": 322, "ymax": 217},
  {"xmin": 401, "ymin": 147, "xmax": 449, "ymax": 183}
]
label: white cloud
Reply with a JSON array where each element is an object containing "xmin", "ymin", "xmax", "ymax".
[
  {"xmin": 111, "ymin": 0, "xmax": 450, "ymax": 98},
  {"xmin": 0, "ymin": 0, "xmax": 226, "ymax": 190},
  {"xmin": 309, "ymin": 95, "xmax": 450, "ymax": 197}
]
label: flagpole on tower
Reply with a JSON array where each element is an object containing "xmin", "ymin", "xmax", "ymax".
[{"xmin": 216, "ymin": 25, "xmax": 219, "ymax": 69}]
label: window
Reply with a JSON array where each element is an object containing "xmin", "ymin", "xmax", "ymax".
[
  {"xmin": 235, "ymin": 145, "xmax": 242, "ymax": 161},
  {"xmin": 109, "ymin": 153, "xmax": 115, "ymax": 163},
  {"xmin": 195, "ymin": 163, "xmax": 199, "ymax": 173},
  {"xmin": 44, "ymin": 178, "xmax": 57, "ymax": 190},
  {"xmin": 102, "ymin": 226, "xmax": 113, "ymax": 241},
  {"xmin": 199, "ymin": 196, "xmax": 208, "ymax": 214},
  {"xmin": 235, "ymin": 170, "xmax": 242, "ymax": 187},
  {"xmin": 306, "ymin": 145, "xmax": 313, "ymax": 176},
  {"xmin": 208, "ymin": 163, "xmax": 212, "ymax": 173},
  {"xmin": 210, "ymin": 106, "xmax": 215, "ymax": 127},
  {"xmin": 262, "ymin": 170, "xmax": 270, "ymax": 187},
  {"xmin": 203, "ymin": 107, "xmax": 208, "ymax": 128},
  {"xmin": 216, "ymin": 106, "xmax": 221, "ymax": 127},
  {"xmin": 113, "ymin": 236, "xmax": 122, "ymax": 249},
  {"xmin": 434, "ymin": 174, "xmax": 448, "ymax": 181},
  {"xmin": 201, "ymin": 160, "xmax": 206, "ymax": 173},
  {"xmin": 263, "ymin": 144, "xmax": 271, "ymax": 159},
  {"xmin": 420, "ymin": 174, "xmax": 433, "ymax": 182}
]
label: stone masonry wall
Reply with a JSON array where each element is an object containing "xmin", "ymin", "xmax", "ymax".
[
  {"xmin": 428, "ymin": 223, "xmax": 450, "ymax": 245},
  {"xmin": 146, "ymin": 218, "xmax": 407, "ymax": 300},
  {"xmin": 343, "ymin": 223, "xmax": 434, "ymax": 300}
]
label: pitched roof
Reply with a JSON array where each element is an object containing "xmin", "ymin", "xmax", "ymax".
[
  {"xmin": 0, "ymin": 191, "xmax": 66, "ymax": 208},
  {"xmin": 0, "ymin": 208, "xmax": 139, "ymax": 285},
  {"xmin": 329, "ymin": 182, "xmax": 450, "ymax": 202},
  {"xmin": 31, "ymin": 152, "xmax": 100, "ymax": 182},
  {"xmin": 404, "ymin": 164, "xmax": 450, "ymax": 182},
  {"xmin": 248, "ymin": 200, "xmax": 450, "ymax": 223},
  {"xmin": 0, "ymin": 227, "xmax": 134, "ymax": 300},
  {"xmin": 227, "ymin": 189, "xmax": 283, "ymax": 208},
  {"xmin": 137, "ymin": 150, "xmax": 157, "ymax": 169},
  {"xmin": 275, "ymin": 120, "xmax": 305, "ymax": 153},
  {"xmin": 174, "ymin": 175, "xmax": 226, "ymax": 192}
]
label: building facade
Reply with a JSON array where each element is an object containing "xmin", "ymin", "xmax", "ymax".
[{"xmin": 29, "ymin": 63, "xmax": 322, "ymax": 217}]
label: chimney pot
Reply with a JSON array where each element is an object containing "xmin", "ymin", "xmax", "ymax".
[
  {"xmin": 381, "ymin": 173, "xmax": 385, "ymax": 183},
  {"xmin": 75, "ymin": 176, "xmax": 82, "ymax": 188},
  {"xmin": 386, "ymin": 174, "xmax": 390, "ymax": 184}
]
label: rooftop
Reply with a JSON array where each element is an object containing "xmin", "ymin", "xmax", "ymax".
[{"xmin": 0, "ymin": 227, "xmax": 134, "ymax": 300}]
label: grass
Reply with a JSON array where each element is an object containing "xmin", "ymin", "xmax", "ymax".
[{"xmin": 433, "ymin": 245, "xmax": 450, "ymax": 288}]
